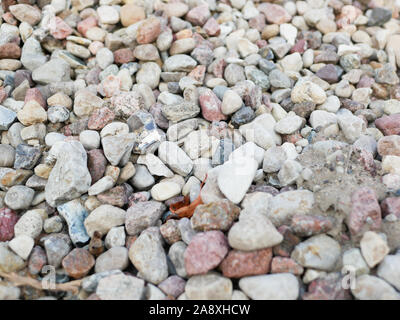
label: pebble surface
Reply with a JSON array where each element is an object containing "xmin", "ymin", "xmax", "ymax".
[{"xmin": 0, "ymin": 0, "xmax": 400, "ymax": 301}]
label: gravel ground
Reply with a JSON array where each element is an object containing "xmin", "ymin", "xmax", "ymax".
[{"xmin": 0, "ymin": 0, "xmax": 400, "ymax": 300}]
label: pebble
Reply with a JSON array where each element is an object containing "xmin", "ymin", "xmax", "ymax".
[
  {"xmin": 84, "ymin": 204, "xmax": 126, "ymax": 237},
  {"xmin": 128, "ymin": 229, "xmax": 168, "ymax": 284},
  {"xmin": 228, "ymin": 213, "xmax": 283, "ymax": 251},
  {"xmin": 239, "ymin": 274, "xmax": 299, "ymax": 300},
  {"xmin": 291, "ymin": 234, "xmax": 341, "ymax": 271},
  {"xmin": 360, "ymin": 231, "xmax": 390, "ymax": 268},
  {"xmin": 96, "ymin": 273, "xmax": 145, "ymax": 300},
  {"xmin": 94, "ymin": 246, "xmax": 129, "ymax": 273},
  {"xmin": 185, "ymin": 272, "xmax": 232, "ymax": 300},
  {"xmin": 125, "ymin": 200, "xmax": 165, "ymax": 235},
  {"xmin": 62, "ymin": 248, "xmax": 95, "ymax": 279},
  {"xmin": 351, "ymin": 275, "xmax": 400, "ymax": 300},
  {"xmin": 184, "ymin": 230, "xmax": 228, "ymax": 275}
]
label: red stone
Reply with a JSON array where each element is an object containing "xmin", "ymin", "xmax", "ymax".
[
  {"xmin": 0, "ymin": 42, "xmax": 21, "ymax": 59},
  {"xmin": 0, "ymin": 207, "xmax": 18, "ymax": 242},
  {"xmin": 113, "ymin": 48, "xmax": 134, "ymax": 64},
  {"xmin": 302, "ymin": 273, "xmax": 352, "ymax": 300},
  {"xmin": 28, "ymin": 246, "xmax": 47, "ymax": 275},
  {"xmin": 349, "ymin": 187, "xmax": 381, "ymax": 236},
  {"xmin": 49, "ymin": 16, "xmax": 73, "ymax": 40},
  {"xmin": 273, "ymin": 225, "xmax": 301, "ymax": 257},
  {"xmin": 203, "ymin": 17, "xmax": 220, "ymax": 36},
  {"xmin": 270, "ymin": 257, "xmax": 304, "ymax": 275},
  {"xmin": 61, "ymin": 248, "xmax": 95, "ymax": 279},
  {"xmin": 381, "ymin": 197, "xmax": 400, "ymax": 218},
  {"xmin": 24, "ymin": 88, "xmax": 46, "ymax": 109},
  {"xmin": 185, "ymin": 5, "xmax": 210, "ymax": 26},
  {"xmin": 377, "ymin": 135, "xmax": 400, "ymax": 156},
  {"xmin": 97, "ymin": 186, "xmax": 129, "ymax": 207},
  {"xmin": 212, "ymin": 58, "xmax": 226, "ymax": 78},
  {"xmin": 88, "ymin": 107, "xmax": 115, "ymax": 130},
  {"xmin": 199, "ymin": 88, "xmax": 227, "ymax": 122},
  {"xmin": 87, "ymin": 149, "xmax": 107, "ymax": 184},
  {"xmin": 77, "ymin": 16, "xmax": 97, "ymax": 36},
  {"xmin": 258, "ymin": 3, "xmax": 291, "ymax": 24},
  {"xmin": 188, "ymin": 65, "xmax": 206, "ymax": 83},
  {"xmin": 184, "ymin": 230, "xmax": 229, "ymax": 276},
  {"xmin": 220, "ymin": 248, "xmax": 272, "ymax": 278},
  {"xmin": 291, "ymin": 214, "xmax": 333, "ymax": 237},
  {"xmin": 136, "ymin": 17, "xmax": 161, "ymax": 44},
  {"xmin": 375, "ymin": 114, "xmax": 400, "ymax": 136}
]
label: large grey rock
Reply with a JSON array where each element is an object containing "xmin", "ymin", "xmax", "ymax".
[{"xmin": 45, "ymin": 141, "xmax": 91, "ymax": 207}]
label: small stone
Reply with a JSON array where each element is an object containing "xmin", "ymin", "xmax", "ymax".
[
  {"xmin": 360, "ymin": 231, "xmax": 390, "ymax": 268},
  {"xmin": 259, "ymin": 3, "xmax": 292, "ymax": 25},
  {"xmin": 95, "ymin": 246, "xmax": 129, "ymax": 273},
  {"xmin": 184, "ymin": 230, "xmax": 228, "ymax": 276},
  {"xmin": 239, "ymin": 273, "xmax": 299, "ymax": 300},
  {"xmin": 271, "ymin": 257, "xmax": 304, "ymax": 275},
  {"xmin": 0, "ymin": 243, "xmax": 25, "ymax": 273},
  {"xmin": 8, "ymin": 235, "xmax": 34, "ymax": 260},
  {"xmin": 62, "ymin": 248, "xmax": 95, "ymax": 279},
  {"xmin": 291, "ymin": 234, "xmax": 341, "ymax": 271},
  {"xmin": 125, "ymin": 200, "xmax": 166, "ymax": 236},
  {"xmin": 291, "ymin": 214, "xmax": 333, "ymax": 237},
  {"xmin": 5, "ymin": 185, "xmax": 34, "ymax": 210},
  {"xmin": 0, "ymin": 208, "xmax": 18, "ymax": 241},
  {"xmin": 220, "ymin": 248, "xmax": 272, "ymax": 278},
  {"xmin": 351, "ymin": 275, "xmax": 400, "ymax": 300},
  {"xmin": 84, "ymin": 204, "xmax": 126, "ymax": 237},
  {"xmin": 9, "ymin": 4, "xmax": 41, "ymax": 25},
  {"xmin": 96, "ymin": 273, "xmax": 145, "ymax": 300},
  {"xmin": 191, "ymin": 199, "xmax": 240, "ymax": 232},
  {"xmin": 129, "ymin": 229, "xmax": 168, "ymax": 284},
  {"xmin": 136, "ymin": 17, "xmax": 161, "ymax": 45},
  {"xmin": 228, "ymin": 213, "xmax": 283, "ymax": 251},
  {"xmin": 185, "ymin": 272, "xmax": 232, "ymax": 300},
  {"xmin": 14, "ymin": 209, "xmax": 43, "ymax": 239},
  {"xmin": 185, "ymin": 5, "xmax": 210, "ymax": 26}
]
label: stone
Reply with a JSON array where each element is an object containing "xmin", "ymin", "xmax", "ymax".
[
  {"xmin": 158, "ymin": 141, "xmax": 193, "ymax": 176},
  {"xmin": 191, "ymin": 199, "xmax": 240, "ymax": 232},
  {"xmin": 84, "ymin": 205, "xmax": 126, "ymax": 237},
  {"xmin": 9, "ymin": 4, "xmax": 41, "ymax": 25},
  {"xmin": 136, "ymin": 17, "xmax": 161, "ymax": 45},
  {"xmin": 14, "ymin": 144, "xmax": 41, "ymax": 170},
  {"xmin": 220, "ymin": 248, "xmax": 273, "ymax": 278},
  {"xmin": 96, "ymin": 273, "xmax": 145, "ymax": 300},
  {"xmin": 221, "ymin": 89, "xmax": 243, "ymax": 115},
  {"xmin": 14, "ymin": 209, "xmax": 43, "ymax": 239},
  {"xmin": 45, "ymin": 141, "xmax": 91, "ymax": 207},
  {"xmin": 185, "ymin": 272, "xmax": 232, "ymax": 300},
  {"xmin": 125, "ymin": 201, "xmax": 166, "ymax": 235},
  {"xmin": 198, "ymin": 88, "xmax": 226, "ymax": 122},
  {"xmin": 5, "ymin": 185, "xmax": 34, "ymax": 210},
  {"xmin": 185, "ymin": 5, "xmax": 210, "ymax": 26},
  {"xmin": 17, "ymin": 101, "xmax": 47, "ymax": 126},
  {"xmin": 271, "ymin": 257, "xmax": 304, "ymax": 275},
  {"xmin": 32, "ymin": 59, "xmax": 70, "ymax": 84},
  {"xmin": 0, "ymin": 243, "xmax": 25, "ymax": 273},
  {"xmin": 120, "ymin": 4, "xmax": 145, "ymax": 27},
  {"xmin": 129, "ymin": 229, "xmax": 168, "ymax": 284},
  {"xmin": 291, "ymin": 214, "xmax": 333, "ymax": 237},
  {"xmin": 360, "ymin": 231, "xmax": 390, "ymax": 268},
  {"xmin": 62, "ymin": 248, "xmax": 95, "ymax": 279},
  {"xmin": 377, "ymin": 255, "xmax": 400, "ymax": 291},
  {"xmin": 217, "ymin": 156, "xmax": 258, "ymax": 204},
  {"xmin": 291, "ymin": 234, "xmax": 341, "ymax": 271},
  {"xmin": 102, "ymin": 133, "xmax": 135, "ymax": 166},
  {"xmin": 0, "ymin": 106, "xmax": 17, "ymax": 130},
  {"xmin": 8, "ymin": 235, "xmax": 34, "ymax": 260},
  {"xmin": 151, "ymin": 182, "xmax": 180, "ymax": 201},
  {"xmin": 228, "ymin": 213, "xmax": 283, "ymax": 251},
  {"xmin": 351, "ymin": 275, "xmax": 400, "ymax": 300},
  {"xmin": 349, "ymin": 187, "xmax": 381, "ymax": 236},
  {"xmin": 239, "ymin": 273, "xmax": 299, "ymax": 300},
  {"xmin": 291, "ymin": 80, "xmax": 326, "ymax": 104},
  {"xmin": 43, "ymin": 233, "xmax": 71, "ymax": 268},
  {"xmin": 57, "ymin": 199, "xmax": 90, "ymax": 246},
  {"xmin": 184, "ymin": 230, "xmax": 229, "ymax": 275},
  {"xmin": 0, "ymin": 208, "xmax": 18, "ymax": 241},
  {"xmin": 95, "ymin": 246, "xmax": 129, "ymax": 273},
  {"xmin": 164, "ymin": 54, "xmax": 197, "ymax": 72},
  {"xmin": 259, "ymin": 3, "xmax": 292, "ymax": 25},
  {"xmin": 267, "ymin": 190, "xmax": 314, "ymax": 226}
]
